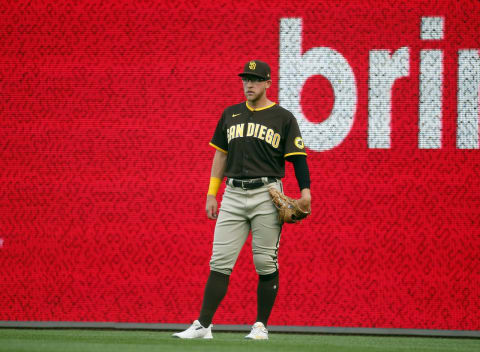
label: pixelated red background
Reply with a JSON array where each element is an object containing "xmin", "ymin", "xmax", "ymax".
[{"xmin": 1, "ymin": 0, "xmax": 479, "ymax": 330}]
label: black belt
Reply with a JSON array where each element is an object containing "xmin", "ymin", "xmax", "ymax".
[{"xmin": 228, "ymin": 177, "xmax": 277, "ymax": 190}]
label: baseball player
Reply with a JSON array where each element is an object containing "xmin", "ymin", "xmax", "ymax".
[{"xmin": 173, "ymin": 60, "xmax": 311, "ymax": 340}]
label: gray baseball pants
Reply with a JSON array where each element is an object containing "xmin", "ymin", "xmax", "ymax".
[{"xmin": 209, "ymin": 179, "xmax": 283, "ymax": 276}]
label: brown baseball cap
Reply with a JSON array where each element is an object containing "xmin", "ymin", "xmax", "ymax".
[{"xmin": 238, "ymin": 60, "xmax": 271, "ymax": 80}]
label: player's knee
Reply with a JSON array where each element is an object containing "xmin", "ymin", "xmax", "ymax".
[
  {"xmin": 209, "ymin": 261, "xmax": 233, "ymax": 276},
  {"xmin": 259, "ymin": 270, "xmax": 279, "ymax": 281},
  {"xmin": 209, "ymin": 250, "xmax": 237, "ymax": 275},
  {"xmin": 253, "ymin": 253, "xmax": 277, "ymax": 275}
]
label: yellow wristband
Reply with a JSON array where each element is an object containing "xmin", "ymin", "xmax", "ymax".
[{"xmin": 207, "ymin": 177, "xmax": 222, "ymax": 196}]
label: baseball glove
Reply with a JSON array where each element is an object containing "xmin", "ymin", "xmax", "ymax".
[{"xmin": 268, "ymin": 187, "xmax": 310, "ymax": 224}]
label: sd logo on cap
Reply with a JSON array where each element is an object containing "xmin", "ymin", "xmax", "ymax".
[{"xmin": 239, "ymin": 60, "xmax": 271, "ymax": 80}]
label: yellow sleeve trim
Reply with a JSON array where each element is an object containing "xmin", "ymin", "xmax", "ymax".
[
  {"xmin": 208, "ymin": 177, "xmax": 222, "ymax": 196},
  {"xmin": 284, "ymin": 152, "xmax": 308, "ymax": 158},
  {"xmin": 209, "ymin": 142, "xmax": 227, "ymax": 154}
]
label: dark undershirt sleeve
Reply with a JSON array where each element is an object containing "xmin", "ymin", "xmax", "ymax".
[{"xmin": 286, "ymin": 155, "xmax": 311, "ymax": 191}]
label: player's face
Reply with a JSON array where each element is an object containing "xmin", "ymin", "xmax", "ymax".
[{"xmin": 242, "ymin": 76, "xmax": 271, "ymax": 103}]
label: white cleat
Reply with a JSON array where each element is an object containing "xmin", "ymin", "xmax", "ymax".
[
  {"xmin": 172, "ymin": 320, "xmax": 213, "ymax": 339},
  {"xmin": 245, "ymin": 322, "xmax": 268, "ymax": 340}
]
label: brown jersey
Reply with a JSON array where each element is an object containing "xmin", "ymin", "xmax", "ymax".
[{"xmin": 209, "ymin": 102, "xmax": 307, "ymax": 179}]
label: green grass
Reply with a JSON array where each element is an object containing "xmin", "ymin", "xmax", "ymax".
[{"xmin": 0, "ymin": 329, "xmax": 479, "ymax": 352}]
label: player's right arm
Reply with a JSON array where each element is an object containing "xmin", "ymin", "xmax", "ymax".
[{"xmin": 206, "ymin": 149, "xmax": 227, "ymax": 219}]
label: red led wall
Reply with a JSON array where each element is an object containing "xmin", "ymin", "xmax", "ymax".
[{"xmin": 1, "ymin": 0, "xmax": 479, "ymax": 330}]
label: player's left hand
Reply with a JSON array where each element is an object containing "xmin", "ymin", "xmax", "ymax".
[
  {"xmin": 268, "ymin": 188, "xmax": 311, "ymax": 224},
  {"xmin": 297, "ymin": 188, "xmax": 311, "ymax": 213},
  {"xmin": 297, "ymin": 197, "xmax": 311, "ymax": 214}
]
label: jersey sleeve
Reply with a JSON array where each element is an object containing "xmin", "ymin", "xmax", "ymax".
[
  {"xmin": 209, "ymin": 112, "xmax": 228, "ymax": 154},
  {"xmin": 284, "ymin": 115, "xmax": 307, "ymax": 158}
]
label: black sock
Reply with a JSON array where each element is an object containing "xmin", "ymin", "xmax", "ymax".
[
  {"xmin": 198, "ymin": 270, "xmax": 230, "ymax": 328},
  {"xmin": 256, "ymin": 271, "xmax": 279, "ymax": 326}
]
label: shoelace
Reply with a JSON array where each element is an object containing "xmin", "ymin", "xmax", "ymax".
[{"xmin": 252, "ymin": 325, "xmax": 266, "ymax": 333}]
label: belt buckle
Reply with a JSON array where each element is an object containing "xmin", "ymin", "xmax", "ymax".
[{"xmin": 240, "ymin": 180, "xmax": 249, "ymax": 190}]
